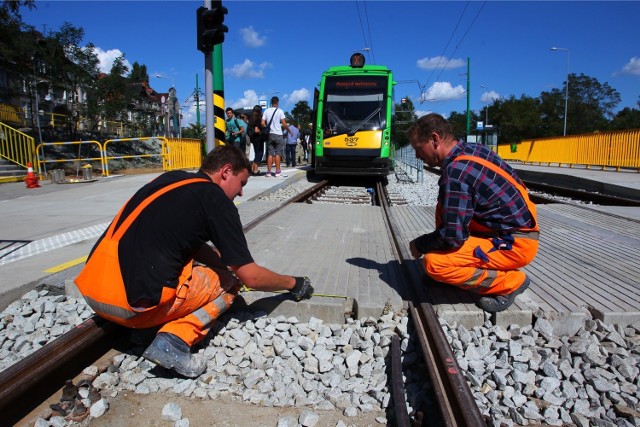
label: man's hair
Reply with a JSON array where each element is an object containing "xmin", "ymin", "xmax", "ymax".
[
  {"xmin": 200, "ymin": 145, "xmax": 251, "ymax": 174},
  {"xmin": 271, "ymin": 96, "xmax": 279, "ymax": 106},
  {"xmin": 225, "ymin": 107, "xmax": 233, "ymax": 114},
  {"xmin": 407, "ymin": 113, "xmax": 453, "ymax": 142}
]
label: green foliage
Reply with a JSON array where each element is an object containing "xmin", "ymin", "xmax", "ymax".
[
  {"xmin": 610, "ymin": 107, "xmax": 640, "ymax": 131},
  {"xmin": 289, "ymin": 100, "xmax": 312, "ymax": 126},
  {"xmin": 393, "ymin": 96, "xmax": 417, "ymax": 147}
]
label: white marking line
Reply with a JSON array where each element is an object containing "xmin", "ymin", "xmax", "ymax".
[{"xmin": 0, "ymin": 222, "xmax": 109, "ymax": 266}]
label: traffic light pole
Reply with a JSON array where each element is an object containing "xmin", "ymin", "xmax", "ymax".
[{"xmin": 203, "ymin": 0, "xmax": 214, "ymax": 152}]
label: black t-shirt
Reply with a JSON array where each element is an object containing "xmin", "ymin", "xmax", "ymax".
[{"xmin": 91, "ymin": 170, "xmax": 253, "ymax": 305}]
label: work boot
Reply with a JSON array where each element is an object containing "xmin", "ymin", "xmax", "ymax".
[
  {"xmin": 476, "ymin": 275, "xmax": 530, "ymax": 313},
  {"xmin": 142, "ymin": 332, "xmax": 206, "ymax": 378}
]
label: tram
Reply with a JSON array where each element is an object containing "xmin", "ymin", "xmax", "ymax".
[{"xmin": 312, "ymin": 53, "xmax": 395, "ymax": 176}]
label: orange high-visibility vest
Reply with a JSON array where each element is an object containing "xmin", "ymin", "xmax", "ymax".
[{"xmin": 75, "ymin": 178, "xmax": 209, "ymax": 323}]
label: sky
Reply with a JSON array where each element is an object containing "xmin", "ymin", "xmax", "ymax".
[{"xmin": 21, "ymin": 1, "xmax": 640, "ymax": 126}]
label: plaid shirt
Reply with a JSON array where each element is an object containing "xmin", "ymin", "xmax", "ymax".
[{"xmin": 414, "ymin": 141, "xmax": 535, "ymax": 253}]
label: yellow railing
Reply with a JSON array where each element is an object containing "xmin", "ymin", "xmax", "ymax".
[
  {"xmin": 102, "ymin": 137, "xmax": 202, "ymax": 176},
  {"xmin": 0, "ymin": 104, "xmax": 24, "ymax": 126},
  {"xmin": 163, "ymin": 138, "xmax": 202, "ymax": 171},
  {"xmin": 0, "ymin": 121, "xmax": 37, "ymax": 170},
  {"xmin": 35, "ymin": 140, "xmax": 104, "ymax": 178},
  {"xmin": 498, "ymin": 129, "xmax": 640, "ymax": 172}
]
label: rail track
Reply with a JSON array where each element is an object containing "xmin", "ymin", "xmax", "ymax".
[
  {"xmin": 1, "ymin": 177, "xmax": 480, "ymax": 427},
  {"xmin": 376, "ymin": 181, "xmax": 485, "ymax": 426}
]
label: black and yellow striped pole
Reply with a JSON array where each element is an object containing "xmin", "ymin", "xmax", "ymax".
[{"xmin": 213, "ymin": 43, "xmax": 226, "ymax": 147}]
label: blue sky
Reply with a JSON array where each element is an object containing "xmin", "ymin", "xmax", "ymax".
[{"xmin": 22, "ymin": 1, "xmax": 640, "ymax": 126}]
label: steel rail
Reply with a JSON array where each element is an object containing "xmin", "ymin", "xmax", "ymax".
[
  {"xmin": 0, "ymin": 315, "xmax": 121, "ymax": 425},
  {"xmin": 376, "ymin": 181, "xmax": 485, "ymax": 427}
]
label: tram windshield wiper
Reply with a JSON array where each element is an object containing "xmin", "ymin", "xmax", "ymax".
[{"xmin": 348, "ymin": 107, "xmax": 381, "ymax": 136}]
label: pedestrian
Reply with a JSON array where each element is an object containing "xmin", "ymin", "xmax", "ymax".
[
  {"xmin": 74, "ymin": 145, "xmax": 314, "ymax": 378},
  {"xmin": 285, "ymin": 121, "xmax": 299, "ymax": 167},
  {"xmin": 240, "ymin": 113, "xmax": 252, "ymax": 159},
  {"xmin": 407, "ymin": 113, "xmax": 539, "ymax": 312},
  {"xmin": 261, "ymin": 96, "xmax": 291, "ymax": 178},
  {"xmin": 225, "ymin": 108, "xmax": 246, "ymax": 152},
  {"xmin": 301, "ymin": 123, "xmax": 312, "ymax": 164},
  {"xmin": 248, "ymin": 105, "xmax": 265, "ymax": 176}
]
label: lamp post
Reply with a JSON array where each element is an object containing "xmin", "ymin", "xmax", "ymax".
[
  {"xmin": 32, "ymin": 80, "xmax": 47, "ymax": 147},
  {"xmin": 550, "ymin": 47, "xmax": 569, "ymax": 136},
  {"xmin": 479, "ymin": 85, "xmax": 489, "ymax": 126}
]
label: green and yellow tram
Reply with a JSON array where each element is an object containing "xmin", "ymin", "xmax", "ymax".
[{"xmin": 312, "ymin": 53, "xmax": 395, "ymax": 176}]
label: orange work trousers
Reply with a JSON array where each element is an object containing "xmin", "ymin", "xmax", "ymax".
[{"xmin": 423, "ymin": 233, "xmax": 538, "ymax": 295}]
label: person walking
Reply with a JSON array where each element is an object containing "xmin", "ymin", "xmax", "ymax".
[
  {"xmin": 225, "ymin": 108, "xmax": 246, "ymax": 152},
  {"xmin": 407, "ymin": 113, "xmax": 539, "ymax": 313},
  {"xmin": 285, "ymin": 121, "xmax": 299, "ymax": 167},
  {"xmin": 248, "ymin": 105, "xmax": 265, "ymax": 176},
  {"xmin": 261, "ymin": 96, "xmax": 291, "ymax": 178},
  {"xmin": 301, "ymin": 123, "xmax": 312, "ymax": 164},
  {"xmin": 74, "ymin": 145, "xmax": 314, "ymax": 378}
]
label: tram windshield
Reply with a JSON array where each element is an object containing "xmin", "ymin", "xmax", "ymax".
[{"xmin": 322, "ymin": 76, "xmax": 387, "ymax": 137}]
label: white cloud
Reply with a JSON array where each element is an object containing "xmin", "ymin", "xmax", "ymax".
[
  {"xmin": 285, "ymin": 88, "xmax": 310, "ymax": 105},
  {"xmin": 417, "ymin": 56, "xmax": 466, "ymax": 70},
  {"xmin": 92, "ymin": 47, "xmax": 131, "ymax": 75},
  {"xmin": 621, "ymin": 57, "xmax": 640, "ymax": 76},
  {"xmin": 480, "ymin": 90, "xmax": 500, "ymax": 103},
  {"xmin": 420, "ymin": 81, "xmax": 466, "ymax": 102},
  {"xmin": 228, "ymin": 89, "xmax": 260, "ymax": 110},
  {"xmin": 240, "ymin": 26, "xmax": 266, "ymax": 48},
  {"xmin": 414, "ymin": 109, "xmax": 433, "ymax": 118},
  {"xmin": 225, "ymin": 59, "xmax": 272, "ymax": 79}
]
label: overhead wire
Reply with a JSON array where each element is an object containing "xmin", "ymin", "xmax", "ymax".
[{"xmin": 355, "ymin": 0, "xmax": 375, "ymax": 64}]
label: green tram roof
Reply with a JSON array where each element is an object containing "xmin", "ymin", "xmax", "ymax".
[{"xmin": 322, "ymin": 64, "xmax": 392, "ymax": 77}]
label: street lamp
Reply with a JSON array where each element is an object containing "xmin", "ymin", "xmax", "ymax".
[
  {"xmin": 480, "ymin": 85, "xmax": 489, "ymax": 126},
  {"xmin": 33, "ymin": 80, "xmax": 47, "ymax": 147},
  {"xmin": 550, "ymin": 47, "xmax": 570, "ymax": 136}
]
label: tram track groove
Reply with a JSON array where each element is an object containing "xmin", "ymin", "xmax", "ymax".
[{"xmin": 377, "ymin": 181, "xmax": 485, "ymax": 426}]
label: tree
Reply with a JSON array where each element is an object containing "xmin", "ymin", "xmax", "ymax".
[
  {"xmin": 491, "ymin": 95, "xmax": 542, "ymax": 144},
  {"xmin": 289, "ymin": 100, "xmax": 312, "ymax": 127},
  {"xmin": 539, "ymin": 73, "xmax": 621, "ymax": 135},
  {"xmin": 393, "ymin": 96, "xmax": 417, "ymax": 147},
  {"xmin": 129, "ymin": 62, "xmax": 149, "ymax": 83},
  {"xmin": 610, "ymin": 107, "xmax": 640, "ymax": 131}
]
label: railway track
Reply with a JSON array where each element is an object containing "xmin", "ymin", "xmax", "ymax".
[{"xmin": 376, "ymin": 182, "xmax": 485, "ymax": 427}]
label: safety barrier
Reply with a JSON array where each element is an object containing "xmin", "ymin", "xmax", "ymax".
[
  {"xmin": 35, "ymin": 140, "xmax": 104, "ymax": 179},
  {"xmin": 498, "ymin": 129, "xmax": 640, "ymax": 172},
  {"xmin": 0, "ymin": 121, "xmax": 37, "ymax": 170},
  {"xmin": 163, "ymin": 138, "xmax": 202, "ymax": 171},
  {"xmin": 103, "ymin": 137, "xmax": 202, "ymax": 177},
  {"xmin": 0, "ymin": 104, "xmax": 24, "ymax": 126},
  {"xmin": 395, "ymin": 145, "xmax": 424, "ymax": 182}
]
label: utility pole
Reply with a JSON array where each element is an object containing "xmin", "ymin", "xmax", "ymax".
[{"xmin": 466, "ymin": 57, "xmax": 471, "ymax": 138}]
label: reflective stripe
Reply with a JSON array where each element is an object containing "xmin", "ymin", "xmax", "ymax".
[
  {"xmin": 192, "ymin": 293, "xmax": 230, "ymax": 326},
  {"xmin": 212, "ymin": 293, "xmax": 229, "ymax": 314},
  {"xmin": 192, "ymin": 306, "xmax": 213, "ymax": 326},
  {"xmin": 83, "ymin": 295, "xmax": 138, "ymax": 320},
  {"xmin": 512, "ymin": 230, "xmax": 539, "ymax": 240},
  {"xmin": 463, "ymin": 268, "xmax": 497, "ymax": 289}
]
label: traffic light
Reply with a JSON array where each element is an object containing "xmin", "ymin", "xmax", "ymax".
[{"xmin": 197, "ymin": 2, "xmax": 228, "ymax": 53}]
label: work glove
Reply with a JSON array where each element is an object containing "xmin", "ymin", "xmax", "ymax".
[{"xmin": 290, "ymin": 276, "xmax": 314, "ymax": 301}]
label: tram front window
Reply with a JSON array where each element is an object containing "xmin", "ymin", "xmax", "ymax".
[{"xmin": 323, "ymin": 93, "xmax": 385, "ymax": 136}]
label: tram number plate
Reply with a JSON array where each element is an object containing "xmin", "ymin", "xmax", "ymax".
[{"xmin": 344, "ymin": 137, "xmax": 359, "ymax": 146}]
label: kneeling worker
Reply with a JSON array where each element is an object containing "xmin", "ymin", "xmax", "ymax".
[
  {"xmin": 75, "ymin": 145, "xmax": 313, "ymax": 377},
  {"xmin": 407, "ymin": 114, "xmax": 538, "ymax": 312}
]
